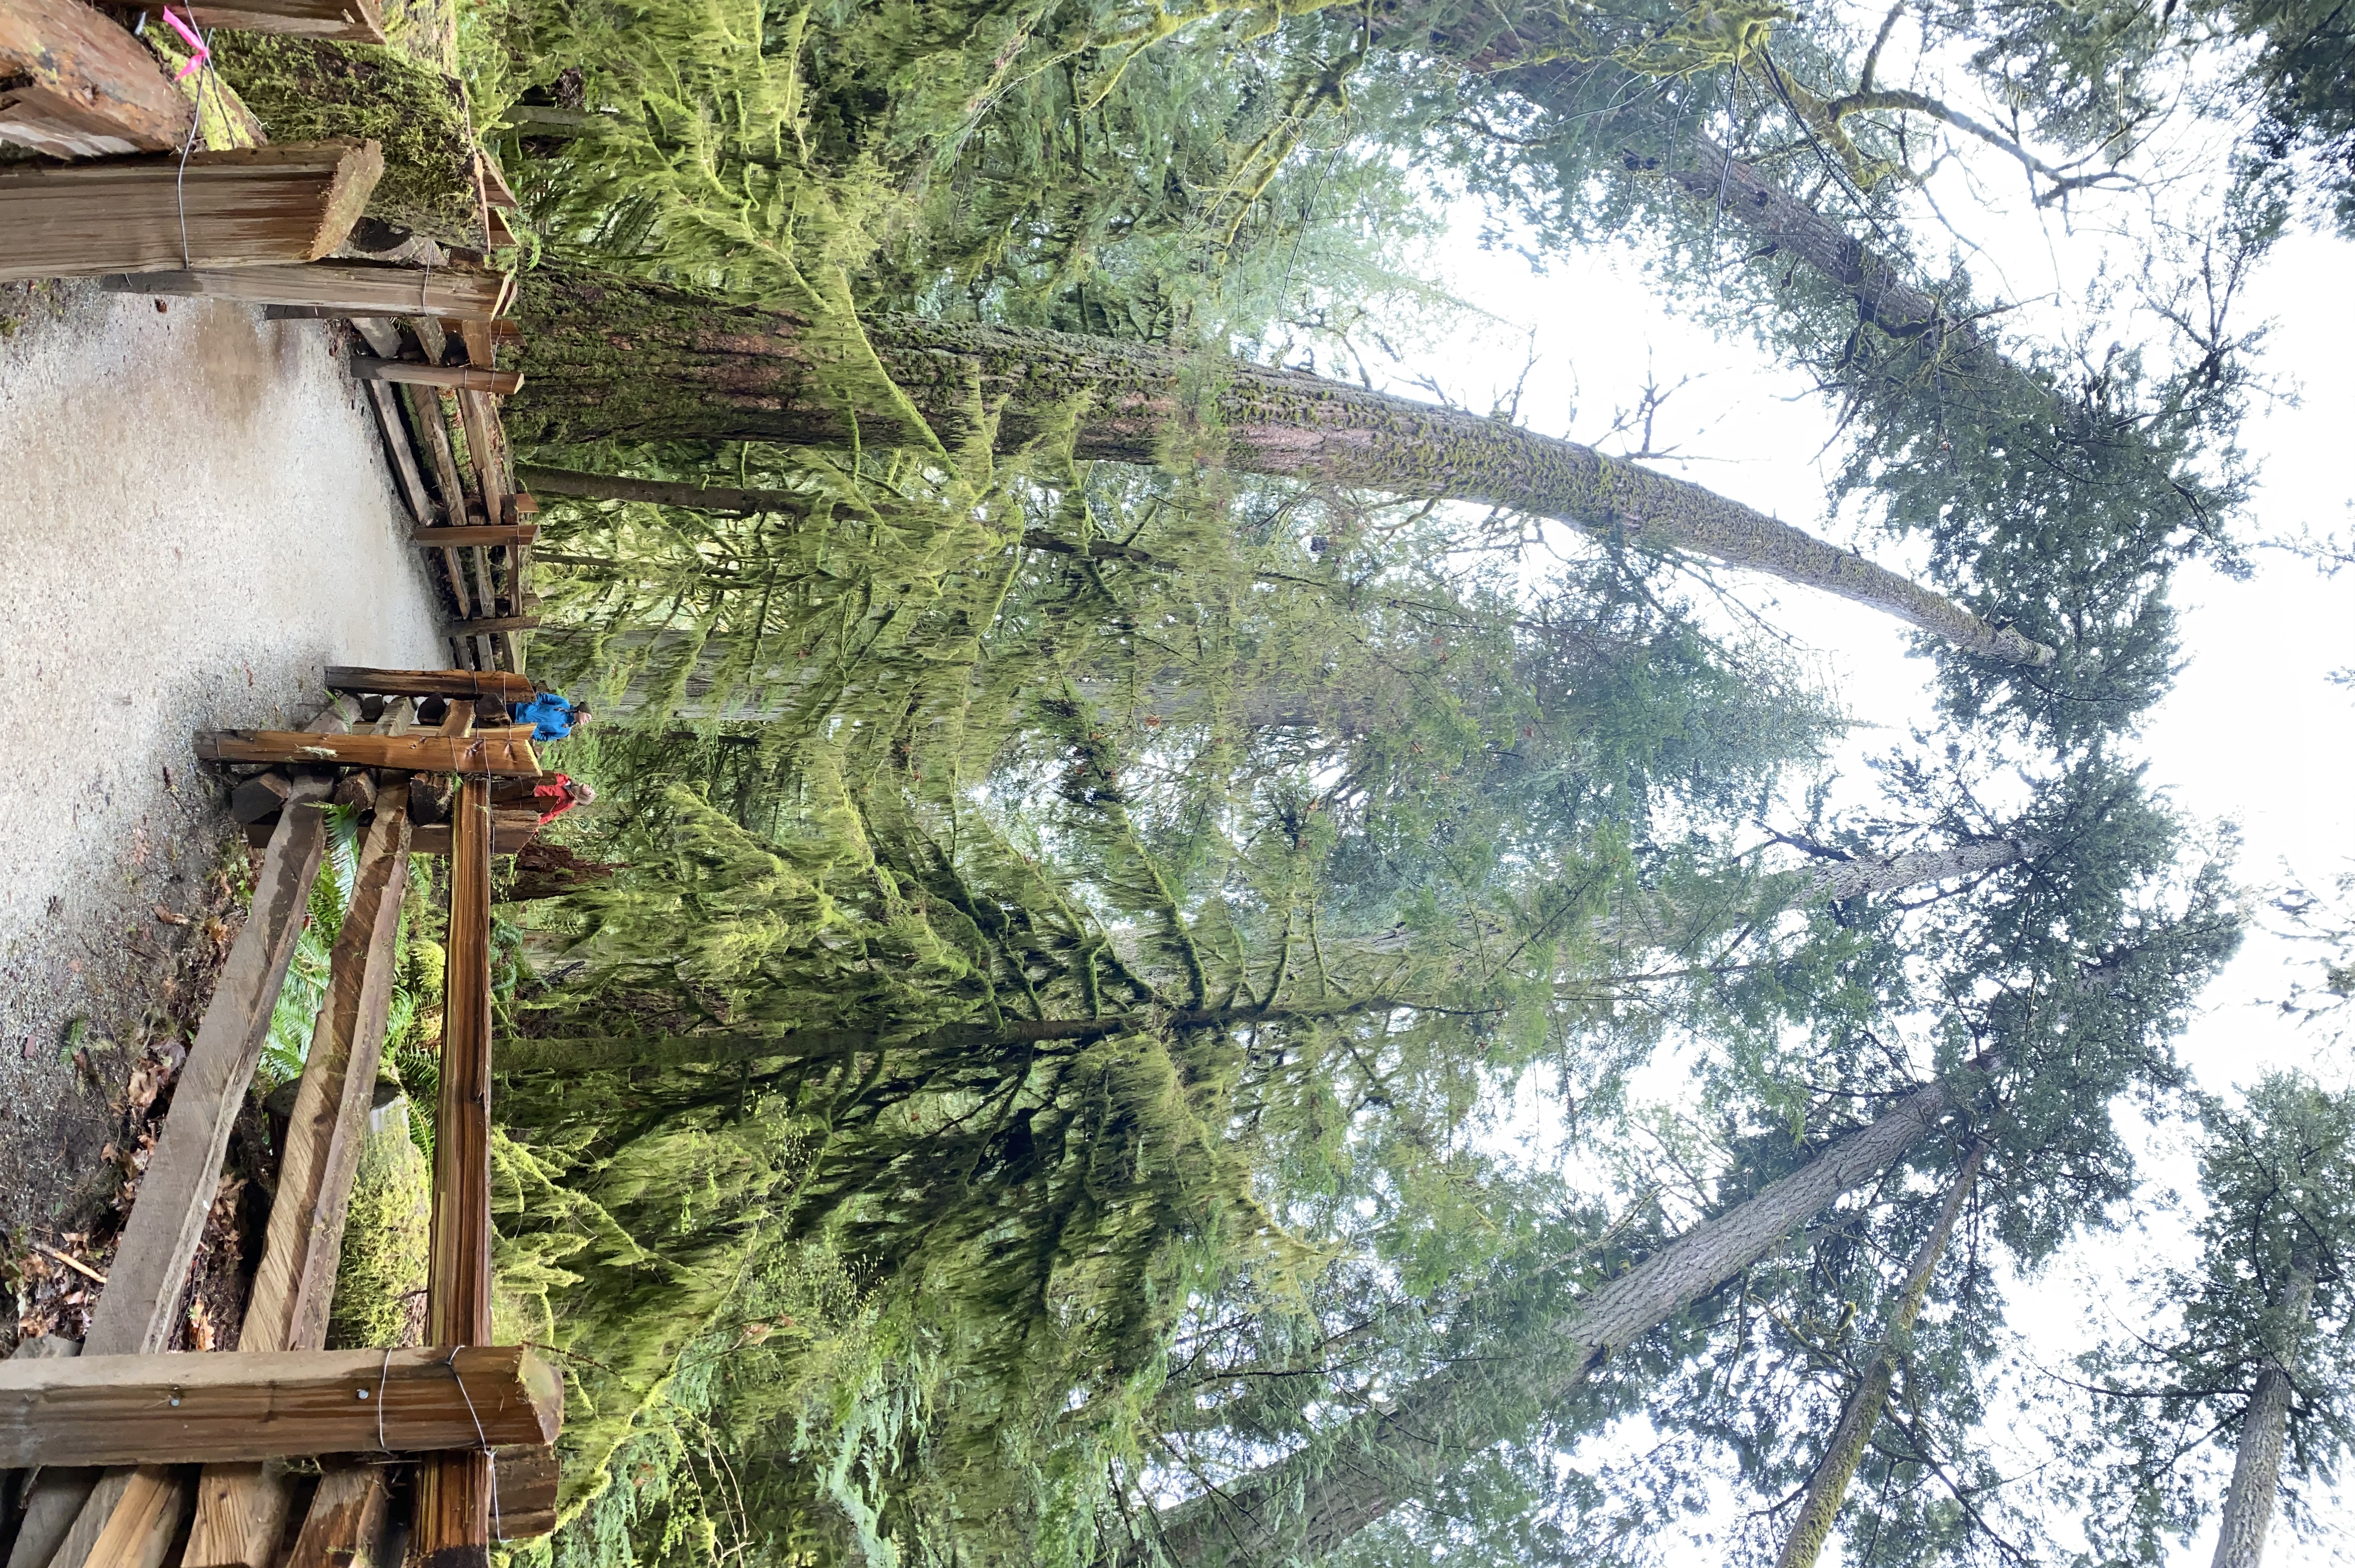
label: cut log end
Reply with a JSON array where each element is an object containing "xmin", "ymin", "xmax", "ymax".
[{"xmin": 308, "ymin": 139, "xmax": 386, "ymax": 260}]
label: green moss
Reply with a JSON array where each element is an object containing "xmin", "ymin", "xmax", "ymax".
[
  {"xmin": 326, "ymin": 1092, "xmax": 432, "ymax": 1349},
  {"xmin": 211, "ymin": 36, "xmax": 481, "ymax": 246}
]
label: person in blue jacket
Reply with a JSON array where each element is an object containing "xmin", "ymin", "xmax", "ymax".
[{"xmin": 512, "ymin": 691, "xmax": 591, "ymax": 742}]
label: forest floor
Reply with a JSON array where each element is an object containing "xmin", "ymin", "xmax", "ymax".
[{"xmin": 0, "ymin": 279, "xmax": 445, "ymax": 1318}]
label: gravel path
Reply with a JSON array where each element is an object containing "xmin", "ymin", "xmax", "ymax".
[{"xmin": 0, "ymin": 279, "xmax": 445, "ymax": 1241}]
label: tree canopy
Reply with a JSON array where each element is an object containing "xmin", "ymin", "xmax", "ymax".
[{"xmin": 311, "ymin": 0, "xmax": 2355, "ymax": 1560}]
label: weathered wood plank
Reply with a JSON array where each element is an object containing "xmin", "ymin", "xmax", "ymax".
[
  {"xmin": 489, "ymin": 1447, "xmax": 555, "ymax": 1542},
  {"xmin": 182, "ymin": 788, "xmax": 415, "ymax": 1568},
  {"xmin": 283, "ymin": 1464, "xmax": 387, "ymax": 1568},
  {"xmin": 399, "ymin": 384, "xmax": 480, "ymax": 623},
  {"xmin": 438, "ymin": 614, "xmax": 540, "ymax": 637},
  {"xmin": 415, "ymin": 777, "xmax": 496, "ymax": 1568},
  {"xmin": 0, "ymin": 1340, "xmax": 79, "ymax": 1568},
  {"xmin": 404, "ymin": 816, "xmax": 541, "ymax": 858},
  {"xmin": 91, "ymin": 769, "xmax": 337, "ymax": 1357},
  {"xmin": 0, "ymin": 1349, "xmax": 560, "ymax": 1467},
  {"xmin": 342, "ymin": 312, "xmax": 402, "ymax": 355},
  {"xmin": 364, "ymin": 381, "xmax": 438, "ymax": 527},
  {"xmin": 0, "ymin": 0, "xmax": 192, "ymax": 158},
  {"xmin": 77, "ymin": 1467, "xmax": 185, "ymax": 1568},
  {"xmin": 179, "ymin": 0, "xmax": 386, "ymax": 44},
  {"xmin": 323, "ymin": 668, "xmax": 533, "ymax": 703},
  {"xmin": 0, "ymin": 141, "xmax": 383, "ymax": 282},
  {"xmin": 349, "ymin": 360, "xmax": 521, "ymax": 396},
  {"xmin": 407, "ymin": 525, "xmax": 537, "ymax": 548},
  {"xmin": 105, "ymin": 263, "xmax": 501, "ymax": 320},
  {"xmin": 178, "ymin": 1463, "xmax": 283, "ymax": 1568},
  {"xmin": 192, "ymin": 730, "xmax": 541, "ymax": 776}
]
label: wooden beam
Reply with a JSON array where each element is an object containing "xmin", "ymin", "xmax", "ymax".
[
  {"xmin": 350, "ymin": 360, "xmax": 521, "ymax": 396},
  {"xmin": 0, "ymin": 0, "xmax": 192, "ymax": 158},
  {"xmin": 249, "ymin": 783, "xmax": 414, "ymax": 1352},
  {"xmin": 453, "ymin": 318, "xmax": 495, "ymax": 371},
  {"xmin": 193, "ymin": 729, "xmax": 541, "ymax": 775},
  {"xmin": 513, "ymin": 464, "xmax": 811, "ymax": 516},
  {"xmin": 105, "ymin": 262, "xmax": 503, "ymax": 320},
  {"xmin": 324, "ymin": 667, "xmax": 533, "ymax": 702},
  {"xmin": 409, "ymin": 525, "xmax": 537, "ymax": 549},
  {"xmin": 489, "ymin": 1447, "xmax": 556, "ymax": 1541},
  {"xmin": 395, "ymin": 386, "xmax": 478, "ymax": 620},
  {"xmin": 438, "ymin": 614, "xmax": 540, "ymax": 636},
  {"xmin": 178, "ymin": 0, "xmax": 386, "ymax": 43},
  {"xmin": 345, "ymin": 315, "xmax": 403, "ymax": 358},
  {"xmin": 408, "ymin": 315, "xmax": 451, "ymax": 365},
  {"xmin": 415, "ymin": 776, "xmax": 497, "ymax": 1568},
  {"xmin": 90, "ymin": 767, "xmax": 336, "ymax": 1355},
  {"xmin": 453, "ymin": 392, "xmax": 508, "ymax": 532},
  {"xmin": 283, "ymin": 1464, "xmax": 387, "ymax": 1568},
  {"xmin": 182, "ymin": 788, "xmax": 414, "ymax": 1568},
  {"xmin": 405, "ymin": 815, "xmax": 541, "ymax": 858},
  {"xmin": 0, "ymin": 1339, "xmax": 79, "ymax": 1568},
  {"xmin": 19, "ymin": 739, "xmax": 341, "ymax": 1568},
  {"xmin": 365, "ymin": 381, "xmax": 439, "ymax": 526},
  {"xmin": 0, "ymin": 141, "xmax": 383, "ymax": 282},
  {"xmin": 0, "ymin": 1348, "xmax": 560, "ymax": 1467},
  {"xmin": 78, "ymin": 1467, "xmax": 186, "ymax": 1568}
]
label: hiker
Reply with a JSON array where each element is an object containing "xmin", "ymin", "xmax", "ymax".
[
  {"xmin": 493, "ymin": 772, "xmax": 597, "ymax": 823},
  {"xmin": 513, "ymin": 690, "xmax": 591, "ymax": 742},
  {"xmin": 532, "ymin": 773, "xmax": 596, "ymax": 824}
]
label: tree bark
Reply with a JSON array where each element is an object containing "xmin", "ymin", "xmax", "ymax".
[
  {"xmin": 2211, "ymin": 1257, "xmax": 2318, "ymax": 1568},
  {"xmin": 513, "ymin": 463, "xmax": 812, "ymax": 516},
  {"xmin": 509, "ymin": 270, "xmax": 2052, "ymax": 666},
  {"xmin": 1772, "ymin": 1138, "xmax": 1988, "ymax": 1568},
  {"xmin": 1593, "ymin": 837, "xmax": 2041, "ymax": 948},
  {"xmin": 1143, "ymin": 1071, "xmax": 1971, "ymax": 1565},
  {"xmin": 495, "ymin": 999, "xmax": 1416, "ymax": 1074}
]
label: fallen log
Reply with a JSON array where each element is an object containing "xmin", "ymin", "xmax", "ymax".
[
  {"xmin": 0, "ymin": 140, "xmax": 383, "ymax": 282},
  {"xmin": 0, "ymin": 0, "xmax": 192, "ymax": 157},
  {"xmin": 0, "ymin": 1348, "xmax": 561, "ymax": 1467}
]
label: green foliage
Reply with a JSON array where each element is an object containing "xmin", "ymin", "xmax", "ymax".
[
  {"xmin": 411, "ymin": 0, "xmax": 2281, "ymax": 1559},
  {"xmin": 328, "ymin": 1095, "xmax": 433, "ymax": 1349},
  {"xmin": 2061, "ymin": 1076, "xmax": 2355, "ymax": 1564}
]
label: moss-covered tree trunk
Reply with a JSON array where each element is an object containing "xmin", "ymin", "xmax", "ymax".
[
  {"xmin": 1771, "ymin": 1138, "xmax": 1988, "ymax": 1568},
  {"xmin": 1137, "ymin": 1072, "xmax": 1967, "ymax": 1566},
  {"xmin": 2211, "ymin": 1255, "xmax": 2317, "ymax": 1568},
  {"xmin": 510, "ymin": 267, "xmax": 2054, "ymax": 666},
  {"xmin": 212, "ymin": 36, "xmax": 481, "ymax": 245}
]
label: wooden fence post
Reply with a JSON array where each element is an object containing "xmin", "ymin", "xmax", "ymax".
[{"xmin": 413, "ymin": 776, "xmax": 496, "ymax": 1568}]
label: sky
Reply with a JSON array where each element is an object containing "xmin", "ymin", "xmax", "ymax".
[{"xmin": 1380, "ymin": 119, "xmax": 2355, "ymax": 1560}]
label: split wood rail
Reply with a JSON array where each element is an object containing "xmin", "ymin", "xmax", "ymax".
[{"xmin": 0, "ymin": 669, "xmax": 566, "ymax": 1568}]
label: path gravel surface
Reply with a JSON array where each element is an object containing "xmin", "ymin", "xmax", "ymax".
[{"xmin": 0, "ymin": 279, "xmax": 445, "ymax": 1242}]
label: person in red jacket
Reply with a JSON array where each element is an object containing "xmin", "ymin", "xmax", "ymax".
[{"xmin": 531, "ymin": 774, "xmax": 596, "ymax": 824}]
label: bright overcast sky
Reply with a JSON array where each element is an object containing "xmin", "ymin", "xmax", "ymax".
[{"xmin": 1385, "ymin": 123, "xmax": 2355, "ymax": 1558}]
